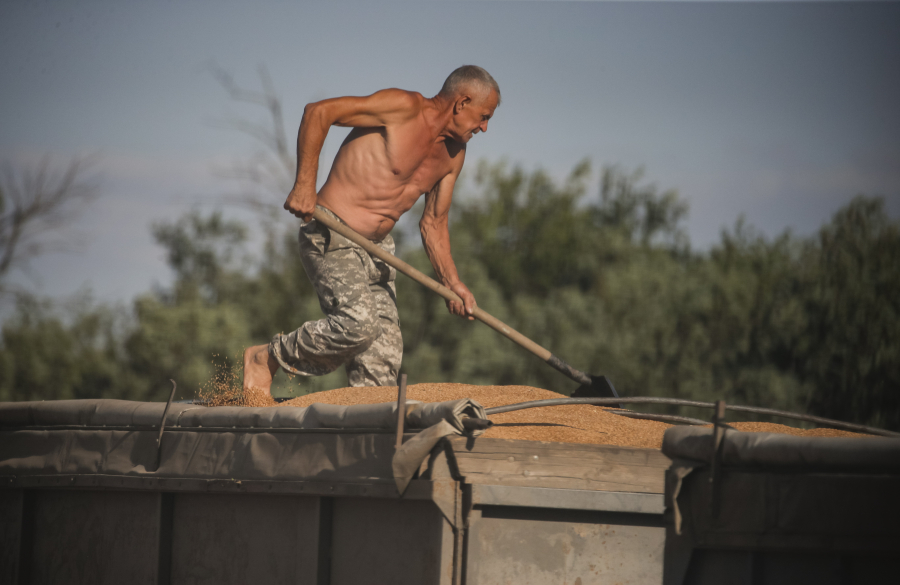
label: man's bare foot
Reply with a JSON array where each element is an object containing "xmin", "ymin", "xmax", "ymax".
[{"xmin": 243, "ymin": 345, "xmax": 279, "ymax": 397}]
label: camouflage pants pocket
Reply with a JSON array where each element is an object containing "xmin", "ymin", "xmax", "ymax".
[{"xmin": 269, "ymin": 207, "xmax": 402, "ymax": 387}]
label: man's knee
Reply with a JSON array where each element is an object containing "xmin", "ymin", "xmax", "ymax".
[{"xmin": 334, "ymin": 315, "xmax": 382, "ymax": 353}]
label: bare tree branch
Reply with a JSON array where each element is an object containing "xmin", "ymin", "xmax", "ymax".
[
  {"xmin": 205, "ymin": 63, "xmax": 296, "ymax": 221},
  {"xmin": 0, "ymin": 156, "xmax": 100, "ymax": 292}
]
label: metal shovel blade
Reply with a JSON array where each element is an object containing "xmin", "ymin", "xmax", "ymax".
[{"xmin": 571, "ymin": 375, "xmax": 621, "ymax": 407}]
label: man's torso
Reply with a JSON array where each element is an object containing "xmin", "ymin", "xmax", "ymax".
[{"xmin": 317, "ymin": 93, "xmax": 463, "ymax": 240}]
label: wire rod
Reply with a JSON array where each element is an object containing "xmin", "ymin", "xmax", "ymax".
[
  {"xmin": 157, "ymin": 379, "xmax": 177, "ymax": 447},
  {"xmin": 484, "ymin": 397, "xmax": 900, "ymax": 438},
  {"xmin": 486, "ymin": 397, "xmax": 710, "ymax": 414},
  {"xmin": 604, "ymin": 409, "xmax": 731, "ymax": 428},
  {"xmin": 0, "ymin": 425, "xmax": 396, "ymax": 435}
]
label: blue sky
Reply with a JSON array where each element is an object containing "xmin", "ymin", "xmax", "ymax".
[{"xmin": 2, "ymin": 1, "xmax": 898, "ymax": 307}]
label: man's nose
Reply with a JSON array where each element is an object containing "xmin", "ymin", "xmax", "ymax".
[{"xmin": 480, "ymin": 120, "xmax": 488, "ymax": 133}]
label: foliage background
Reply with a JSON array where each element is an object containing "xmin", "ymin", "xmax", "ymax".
[
  {"xmin": 2, "ymin": 156, "xmax": 897, "ymax": 430},
  {"xmin": 2, "ymin": 71, "xmax": 898, "ymax": 431}
]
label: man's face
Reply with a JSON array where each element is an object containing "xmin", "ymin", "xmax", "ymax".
[{"xmin": 452, "ymin": 89, "xmax": 499, "ymax": 143}]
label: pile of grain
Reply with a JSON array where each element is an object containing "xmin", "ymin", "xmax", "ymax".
[{"xmin": 223, "ymin": 383, "xmax": 867, "ymax": 449}]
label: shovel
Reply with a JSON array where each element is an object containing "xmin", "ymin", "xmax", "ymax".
[{"xmin": 312, "ymin": 208, "xmax": 620, "ymax": 402}]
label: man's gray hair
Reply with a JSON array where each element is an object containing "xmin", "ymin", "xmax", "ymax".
[{"xmin": 439, "ymin": 65, "xmax": 501, "ymax": 106}]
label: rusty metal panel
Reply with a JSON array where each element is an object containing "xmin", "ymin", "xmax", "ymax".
[
  {"xmin": 0, "ymin": 489, "xmax": 24, "ymax": 584},
  {"xmin": 330, "ymin": 497, "xmax": 454, "ymax": 585},
  {"xmin": 169, "ymin": 493, "xmax": 322, "ymax": 585},
  {"xmin": 28, "ymin": 489, "xmax": 161, "ymax": 585},
  {"xmin": 466, "ymin": 505, "xmax": 665, "ymax": 585}
]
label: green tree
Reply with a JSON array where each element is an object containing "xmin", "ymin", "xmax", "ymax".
[
  {"xmin": 0, "ymin": 296, "xmax": 149, "ymax": 402},
  {"xmin": 2, "ymin": 141, "xmax": 896, "ymax": 431},
  {"xmin": 800, "ymin": 197, "xmax": 900, "ymax": 428}
]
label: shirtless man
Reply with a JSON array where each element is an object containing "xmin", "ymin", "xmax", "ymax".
[{"xmin": 243, "ymin": 65, "xmax": 500, "ymax": 394}]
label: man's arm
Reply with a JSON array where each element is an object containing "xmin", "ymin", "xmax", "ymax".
[
  {"xmin": 284, "ymin": 89, "xmax": 420, "ymax": 221},
  {"xmin": 420, "ymin": 163, "xmax": 476, "ymax": 320}
]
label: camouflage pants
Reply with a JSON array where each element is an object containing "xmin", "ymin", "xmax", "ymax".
[{"xmin": 269, "ymin": 206, "xmax": 402, "ymax": 387}]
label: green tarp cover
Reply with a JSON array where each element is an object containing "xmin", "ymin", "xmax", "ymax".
[
  {"xmin": 661, "ymin": 426, "xmax": 900, "ymax": 536},
  {"xmin": 662, "ymin": 426, "xmax": 900, "ymax": 469},
  {"xmin": 0, "ymin": 398, "xmax": 489, "ymax": 493}
]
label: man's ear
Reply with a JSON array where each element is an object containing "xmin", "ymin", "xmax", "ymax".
[{"xmin": 454, "ymin": 95, "xmax": 471, "ymax": 113}]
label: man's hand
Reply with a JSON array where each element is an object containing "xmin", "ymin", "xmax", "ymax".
[
  {"xmin": 284, "ymin": 184, "xmax": 317, "ymax": 222},
  {"xmin": 446, "ymin": 281, "xmax": 476, "ymax": 320}
]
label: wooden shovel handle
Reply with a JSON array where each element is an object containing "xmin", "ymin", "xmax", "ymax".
[{"xmin": 312, "ymin": 208, "xmax": 554, "ymax": 362}]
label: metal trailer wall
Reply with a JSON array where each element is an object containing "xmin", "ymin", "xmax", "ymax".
[
  {"xmin": 1, "ymin": 486, "xmax": 451, "ymax": 585},
  {"xmin": 465, "ymin": 488, "xmax": 665, "ymax": 584},
  {"xmin": 660, "ymin": 427, "xmax": 900, "ymax": 585},
  {"xmin": 1, "ymin": 399, "xmax": 673, "ymax": 585},
  {"xmin": 1, "ymin": 482, "xmax": 671, "ymax": 585}
]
